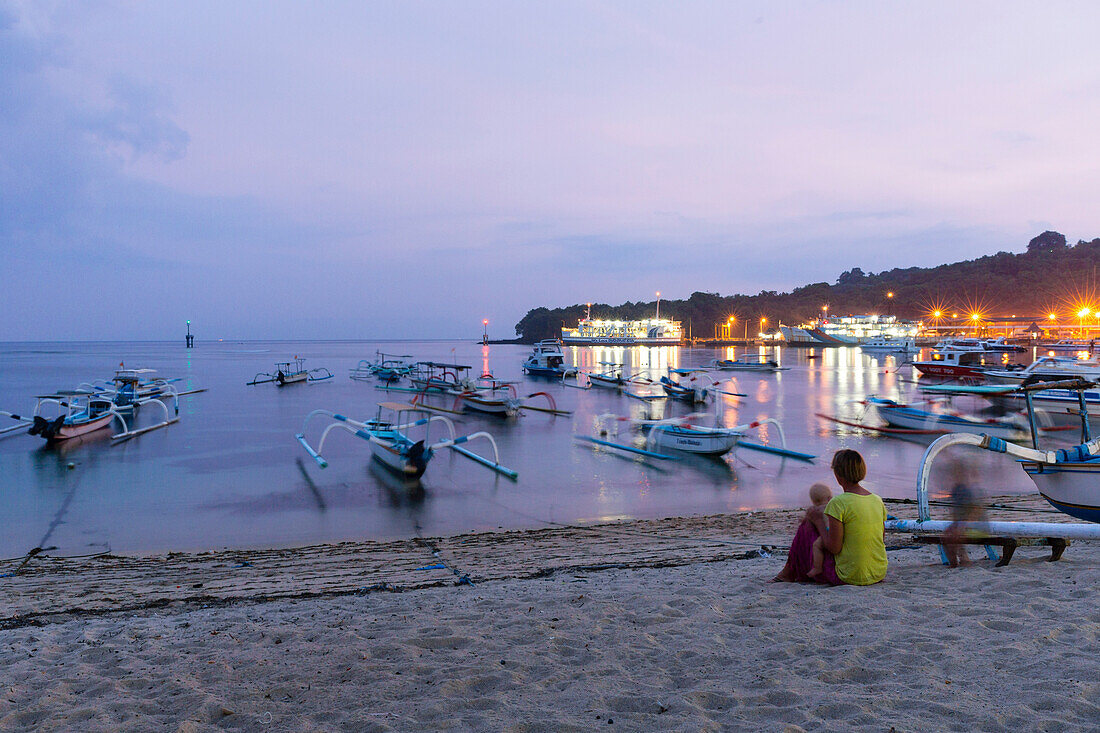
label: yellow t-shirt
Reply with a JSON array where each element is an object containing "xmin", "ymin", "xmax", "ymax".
[{"xmin": 824, "ymin": 491, "xmax": 888, "ymax": 585}]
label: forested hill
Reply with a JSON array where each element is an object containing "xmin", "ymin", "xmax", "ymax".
[{"xmin": 514, "ymin": 232, "xmax": 1100, "ymax": 342}]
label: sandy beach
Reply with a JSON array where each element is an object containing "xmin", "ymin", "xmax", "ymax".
[{"xmin": 2, "ymin": 502, "xmax": 1098, "ymax": 732}]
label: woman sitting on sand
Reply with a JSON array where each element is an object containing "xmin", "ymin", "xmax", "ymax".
[{"xmin": 772, "ymin": 449, "xmax": 888, "ymax": 586}]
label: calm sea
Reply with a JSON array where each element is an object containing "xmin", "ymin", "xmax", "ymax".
[{"xmin": 0, "ymin": 340, "xmax": 1043, "ymax": 556}]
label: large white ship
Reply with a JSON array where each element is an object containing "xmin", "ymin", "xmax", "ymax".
[
  {"xmin": 562, "ymin": 303, "xmax": 682, "ymax": 345},
  {"xmin": 779, "ymin": 315, "xmax": 920, "ymax": 346}
]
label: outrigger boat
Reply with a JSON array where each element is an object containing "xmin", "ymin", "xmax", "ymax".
[
  {"xmin": 349, "ymin": 353, "xmax": 415, "ymax": 383},
  {"xmin": 708, "ymin": 354, "xmax": 787, "ymax": 372},
  {"xmin": 579, "ymin": 408, "xmax": 814, "ymax": 462},
  {"xmin": 660, "ymin": 368, "xmax": 716, "ymax": 404},
  {"xmin": 587, "ymin": 362, "xmax": 627, "ymax": 389},
  {"xmin": 249, "ymin": 358, "xmax": 334, "ymax": 386},
  {"xmin": 522, "ymin": 339, "xmax": 572, "ymax": 378},
  {"xmin": 907, "ymin": 379, "xmax": 1100, "ymax": 525},
  {"xmin": 296, "ymin": 401, "xmax": 517, "ymax": 480},
  {"xmin": 867, "ymin": 396, "xmax": 1031, "ymax": 441},
  {"xmin": 2, "ymin": 387, "xmax": 180, "ymax": 443},
  {"xmin": 454, "ymin": 376, "xmax": 521, "ymax": 416},
  {"xmin": 407, "ymin": 362, "xmax": 475, "ymax": 393},
  {"xmin": 80, "ymin": 368, "xmax": 202, "ymax": 416}
]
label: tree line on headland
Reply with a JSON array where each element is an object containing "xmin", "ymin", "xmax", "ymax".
[{"xmin": 513, "ymin": 232, "xmax": 1100, "ymax": 342}]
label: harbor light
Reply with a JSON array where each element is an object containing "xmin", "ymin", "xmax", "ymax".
[
  {"xmin": 933, "ymin": 310, "xmax": 943, "ymax": 319},
  {"xmin": 970, "ymin": 313, "xmax": 981, "ymax": 321},
  {"xmin": 1079, "ymin": 308, "xmax": 1091, "ymax": 318},
  {"xmin": 1049, "ymin": 313, "xmax": 1057, "ymax": 320}
]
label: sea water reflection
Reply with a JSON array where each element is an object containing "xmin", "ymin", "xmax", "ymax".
[{"xmin": 0, "ymin": 340, "xmax": 1048, "ymax": 555}]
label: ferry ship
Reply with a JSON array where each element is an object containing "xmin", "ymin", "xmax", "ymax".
[
  {"xmin": 561, "ymin": 304, "xmax": 682, "ymax": 345},
  {"xmin": 779, "ymin": 315, "xmax": 920, "ymax": 347}
]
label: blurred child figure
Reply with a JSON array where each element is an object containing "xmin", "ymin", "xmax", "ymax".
[
  {"xmin": 804, "ymin": 482, "xmax": 833, "ymax": 578},
  {"xmin": 943, "ymin": 461, "xmax": 988, "ymax": 567}
]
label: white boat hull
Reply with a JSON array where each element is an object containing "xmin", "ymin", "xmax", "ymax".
[
  {"xmin": 369, "ymin": 440, "xmax": 425, "ymax": 477},
  {"xmin": 649, "ymin": 427, "xmax": 739, "ymax": 456},
  {"xmin": 1023, "ymin": 462, "xmax": 1100, "ymax": 523},
  {"xmin": 55, "ymin": 414, "xmax": 116, "ymax": 441}
]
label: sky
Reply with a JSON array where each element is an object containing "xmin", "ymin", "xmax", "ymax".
[{"xmin": 2, "ymin": 1, "xmax": 1100, "ymax": 340}]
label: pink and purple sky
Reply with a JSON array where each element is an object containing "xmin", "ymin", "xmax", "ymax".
[{"xmin": 3, "ymin": 1, "xmax": 1099, "ymax": 339}]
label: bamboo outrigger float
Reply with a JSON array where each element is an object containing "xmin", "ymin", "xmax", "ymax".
[{"xmin": 295, "ymin": 401, "xmax": 518, "ymax": 480}]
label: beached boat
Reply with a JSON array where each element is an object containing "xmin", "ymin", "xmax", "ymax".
[
  {"xmin": 249, "ymin": 358, "xmax": 334, "ymax": 386},
  {"xmin": 522, "ymin": 340, "xmax": 571, "ymax": 378},
  {"xmin": 296, "ymin": 401, "xmax": 517, "ymax": 479},
  {"xmin": 913, "ymin": 379, "xmax": 1100, "ymax": 524},
  {"xmin": 708, "ymin": 355, "xmax": 786, "ymax": 372}
]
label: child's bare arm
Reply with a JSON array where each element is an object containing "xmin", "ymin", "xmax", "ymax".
[{"xmin": 806, "ymin": 505, "xmax": 827, "ymax": 535}]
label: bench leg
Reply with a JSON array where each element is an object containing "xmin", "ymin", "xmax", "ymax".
[
  {"xmin": 994, "ymin": 539, "xmax": 1018, "ymax": 567},
  {"xmin": 1048, "ymin": 538, "xmax": 1068, "ymax": 562}
]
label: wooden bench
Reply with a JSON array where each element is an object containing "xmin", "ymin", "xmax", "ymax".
[{"xmin": 914, "ymin": 535, "xmax": 1069, "ymax": 567}]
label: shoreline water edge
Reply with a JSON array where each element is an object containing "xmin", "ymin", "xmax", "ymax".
[{"xmin": 2, "ymin": 502, "xmax": 1097, "ymax": 731}]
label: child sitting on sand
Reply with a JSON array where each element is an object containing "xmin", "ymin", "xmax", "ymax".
[{"xmin": 803, "ymin": 483, "xmax": 832, "ymax": 578}]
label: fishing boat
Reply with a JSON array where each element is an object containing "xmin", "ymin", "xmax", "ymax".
[
  {"xmin": 296, "ymin": 402, "xmax": 517, "ymax": 479},
  {"xmin": 407, "ymin": 362, "xmax": 475, "ymax": 393},
  {"xmin": 586, "ymin": 362, "xmax": 627, "ymax": 389},
  {"xmin": 248, "ymin": 358, "xmax": 334, "ymax": 386},
  {"xmin": 912, "ymin": 379, "xmax": 1100, "ymax": 524},
  {"xmin": 2, "ymin": 387, "xmax": 180, "ymax": 443},
  {"xmin": 980, "ymin": 356, "xmax": 1100, "ymax": 386},
  {"xmin": 349, "ymin": 353, "xmax": 415, "ymax": 383},
  {"xmin": 522, "ymin": 339, "xmax": 571, "ymax": 378},
  {"xmin": 659, "ymin": 369, "xmax": 715, "ymax": 404},
  {"xmin": 867, "ymin": 396, "xmax": 1030, "ymax": 440},
  {"xmin": 455, "ymin": 376, "xmax": 521, "ymax": 416},
  {"xmin": 860, "ymin": 336, "xmax": 918, "ymax": 353},
  {"xmin": 911, "ymin": 345, "xmax": 996, "ymax": 378},
  {"xmin": 708, "ymin": 354, "xmax": 786, "ymax": 372}
]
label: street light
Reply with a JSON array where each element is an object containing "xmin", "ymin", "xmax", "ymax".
[{"xmin": 655, "ymin": 291, "xmax": 661, "ymax": 320}]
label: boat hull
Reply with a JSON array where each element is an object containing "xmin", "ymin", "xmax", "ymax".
[
  {"xmin": 369, "ymin": 440, "xmax": 428, "ymax": 478},
  {"xmin": 873, "ymin": 402, "xmax": 1027, "ymax": 440},
  {"xmin": 588, "ymin": 374, "xmax": 625, "ymax": 389},
  {"xmin": 50, "ymin": 414, "xmax": 115, "ymax": 442},
  {"xmin": 1023, "ymin": 461, "xmax": 1100, "ymax": 523},
  {"xmin": 650, "ymin": 427, "xmax": 738, "ymax": 455},
  {"xmin": 277, "ymin": 371, "xmax": 308, "ymax": 386},
  {"xmin": 911, "ymin": 363, "xmax": 985, "ymax": 378}
]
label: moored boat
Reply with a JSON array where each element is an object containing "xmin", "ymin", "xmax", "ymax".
[
  {"xmin": 522, "ymin": 339, "xmax": 571, "ymax": 378},
  {"xmin": 911, "ymin": 346, "xmax": 995, "ymax": 378}
]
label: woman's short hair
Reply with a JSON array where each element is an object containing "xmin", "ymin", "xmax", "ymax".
[{"xmin": 831, "ymin": 449, "xmax": 867, "ymax": 484}]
